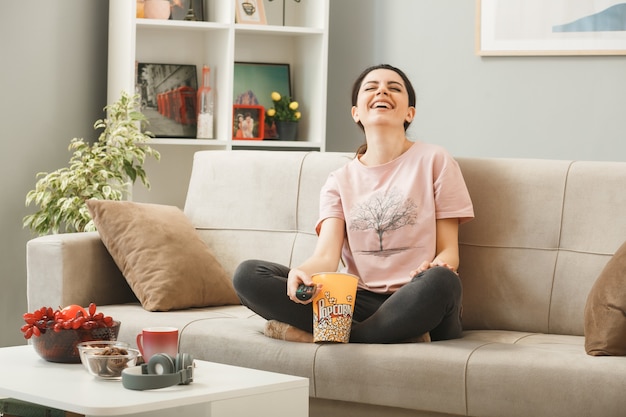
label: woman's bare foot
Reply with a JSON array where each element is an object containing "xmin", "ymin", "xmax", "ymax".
[
  {"xmin": 403, "ymin": 332, "xmax": 431, "ymax": 343},
  {"xmin": 264, "ymin": 320, "xmax": 314, "ymax": 343}
]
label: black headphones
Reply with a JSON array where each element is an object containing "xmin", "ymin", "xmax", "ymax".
[{"xmin": 121, "ymin": 353, "xmax": 194, "ymax": 390}]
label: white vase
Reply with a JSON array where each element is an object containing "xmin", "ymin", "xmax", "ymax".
[{"xmin": 144, "ymin": 0, "xmax": 170, "ymax": 20}]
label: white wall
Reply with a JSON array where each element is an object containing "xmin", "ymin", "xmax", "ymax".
[
  {"xmin": 326, "ymin": 0, "xmax": 626, "ymax": 162},
  {"xmin": 0, "ymin": 1, "xmax": 109, "ymax": 347}
]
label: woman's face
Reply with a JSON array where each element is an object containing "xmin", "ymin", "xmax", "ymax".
[{"xmin": 351, "ymin": 69, "xmax": 414, "ymax": 130}]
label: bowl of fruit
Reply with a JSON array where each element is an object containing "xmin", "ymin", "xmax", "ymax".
[
  {"xmin": 21, "ymin": 303, "xmax": 120, "ymax": 363},
  {"xmin": 77, "ymin": 341, "xmax": 139, "ymax": 379}
]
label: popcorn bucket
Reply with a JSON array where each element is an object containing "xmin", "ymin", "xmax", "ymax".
[{"xmin": 311, "ymin": 272, "xmax": 358, "ymax": 343}]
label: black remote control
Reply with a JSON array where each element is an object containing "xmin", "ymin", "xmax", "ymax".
[{"xmin": 296, "ymin": 284, "xmax": 316, "ymax": 301}]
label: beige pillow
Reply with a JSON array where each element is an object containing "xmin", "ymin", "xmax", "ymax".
[
  {"xmin": 584, "ymin": 240, "xmax": 626, "ymax": 356},
  {"xmin": 87, "ymin": 200, "xmax": 240, "ymax": 311}
]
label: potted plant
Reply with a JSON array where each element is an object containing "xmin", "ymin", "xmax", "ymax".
[
  {"xmin": 23, "ymin": 92, "xmax": 160, "ymax": 235},
  {"xmin": 265, "ymin": 91, "xmax": 301, "ymax": 141}
]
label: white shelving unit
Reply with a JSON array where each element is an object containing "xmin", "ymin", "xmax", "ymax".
[{"xmin": 107, "ymin": 0, "xmax": 329, "ymax": 151}]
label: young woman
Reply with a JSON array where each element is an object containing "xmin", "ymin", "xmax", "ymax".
[{"xmin": 233, "ymin": 64, "xmax": 474, "ymax": 343}]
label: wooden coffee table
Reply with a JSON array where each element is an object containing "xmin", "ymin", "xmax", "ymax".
[{"xmin": 0, "ymin": 345, "xmax": 308, "ymax": 417}]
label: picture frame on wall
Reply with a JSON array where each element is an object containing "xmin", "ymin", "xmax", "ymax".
[
  {"xmin": 233, "ymin": 62, "xmax": 291, "ymax": 139},
  {"xmin": 477, "ymin": 0, "xmax": 626, "ymax": 56},
  {"xmin": 235, "ymin": 0, "xmax": 267, "ymax": 25},
  {"xmin": 136, "ymin": 63, "xmax": 198, "ymax": 138},
  {"xmin": 171, "ymin": 0, "xmax": 204, "ymax": 21},
  {"xmin": 233, "ymin": 105, "xmax": 265, "ymax": 140}
]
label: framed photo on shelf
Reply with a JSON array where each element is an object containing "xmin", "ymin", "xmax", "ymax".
[
  {"xmin": 477, "ymin": 0, "xmax": 626, "ymax": 56},
  {"xmin": 136, "ymin": 63, "xmax": 198, "ymax": 138},
  {"xmin": 233, "ymin": 62, "xmax": 291, "ymax": 139},
  {"xmin": 233, "ymin": 105, "xmax": 265, "ymax": 140},
  {"xmin": 235, "ymin": 0, "xmax": 267, "ymax": 25},
  {"xmin": 171, "ymin": 0, "xmax": 204, "ymax": 21}
]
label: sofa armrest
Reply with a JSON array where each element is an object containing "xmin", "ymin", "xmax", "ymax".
[{"xmin": 26, "ymin": 232, "xmax": 137, "ymax": 311}]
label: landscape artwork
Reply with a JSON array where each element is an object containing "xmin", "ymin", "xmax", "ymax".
[{"xmin": 477, "ymin": 0, "xmax": 626, "ymax": 55}]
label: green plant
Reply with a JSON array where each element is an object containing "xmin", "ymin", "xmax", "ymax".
[
  {"xmin": 23, "ymin": 92, "xmax": 160, "ymax": 235},
  {"xmin": 266, "ymin": 91, "xmax": 302, "ymax": 123}
]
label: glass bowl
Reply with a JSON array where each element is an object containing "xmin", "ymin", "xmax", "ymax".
[
  {"xmin": 77, "ymin": 341, "xmax": 139, "ymax": 379},
  {"xmin": 31, "ymin": 321, "xmax": 120, "ymax": 364}
]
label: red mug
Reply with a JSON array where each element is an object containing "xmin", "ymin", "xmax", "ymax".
[{"xmin": 136, "ymin": 327, "xmax": 178, "ymax": 361}]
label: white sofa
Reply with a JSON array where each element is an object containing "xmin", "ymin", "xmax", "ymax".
[{"xmin": 27, "ymin": 150, "xmax": 626, "ymax": 417}]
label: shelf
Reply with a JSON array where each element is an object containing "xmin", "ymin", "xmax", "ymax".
[
  {"xmin": 233, "ymin": 24, "xmax": 324, "ymax": 36},
  {"xmin": 232, "ymin": 140, "xmax": 321, "ymax": 149},
  {"xmin": 136, "ymin": 19, "xmax": 230, "ymax": 31},
  {"xmin": 108, "ymin": 0, "xmax": 328, "ymax": 152},
  {"xmin": 147, "ymin": 139, "xmax": 320, "ymax": 150},
  {"xmin": 136, "ymin": 21, "xmax": 323, "ymax": 40},
  {"xmin": 149, "ymin": 139, "xmax": 229, "ymax": 146}
]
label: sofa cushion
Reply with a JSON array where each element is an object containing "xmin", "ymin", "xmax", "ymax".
[
  {"xmin": 86, "ymin": 200, "xmax": 240, "ymax": 311},
  {"xmin": 584, "ymin": 240, "xmax": 626, "ymax": 356}
]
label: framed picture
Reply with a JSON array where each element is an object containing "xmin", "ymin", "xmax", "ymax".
[
  {"xmin": 136, "ymin": 63, "xmax": 198, "ymax": 138},
  {"xmin": 477, "ymin": 0, "xmax": 626, "ymax": 56},
  {"xmin": 171, "ymin": 0, "xmax": 204, "ymax": 21},
  {"xmin": 233, "ymin": 105, "xmax": 265, "ymax": 140},
  {"xmin": 233, "ymin": 62, "xmax": 291, "ymax": 139},
  {"xmin": 235, "ymin": 0, "xmax": 267, "ymax": 25}
]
